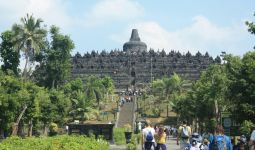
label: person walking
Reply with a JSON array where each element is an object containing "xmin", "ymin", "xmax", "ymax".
[
  {"xmin": 189, "ymin": 132, "xmax": 203, "ymax": 150},
  {"xmin": 249, "ymin": 129, "xmax": 255, "ymax": 150},
  {"xmin": 177, "ymin": 121, "xmax": 192, "ymax": 150},
  {"xmin": 142, "ymin": 120, "xmax": 156, "ymax": 150},
  {"xmin": 209, "ymin": 125, "xmax": 232, "ymax": 150},
  {"xmin": 155, "ymin": 126, "xmax": 167, "ymax": 150}
]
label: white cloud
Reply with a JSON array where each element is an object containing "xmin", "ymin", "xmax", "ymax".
[
  {"xmin": 83, "ymin": 0, "xmax": 144, "ymax": 27},
  {"xmin": 0, "ymin": 0, "xmax": 74, "ymax": 70},
  {"xmin": 0, "ymin": 0, "xmax": 72, "ymax": 31},
  {"xmin": 111, "ymin": 16, "xmax": 249, "ymax": 57}
]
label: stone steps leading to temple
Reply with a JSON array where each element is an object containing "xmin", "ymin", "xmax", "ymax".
[{"xmin": 116, "ymin": 99, "xmax": 135, "ymax": 128}]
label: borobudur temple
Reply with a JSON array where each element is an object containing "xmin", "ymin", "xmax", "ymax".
[{"xmin": 71, "ymin": 29, "xmax": 220, "ymax": 90}]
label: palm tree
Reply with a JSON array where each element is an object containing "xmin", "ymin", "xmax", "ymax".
[
  {"xmin": 12, "ymin": 14, "xmax": 47, "ymax": 79},
  {"xmin": 11, "ymin": 14, "xmax": 46, "ymax": 136},
  {"xmin": 84, "ymin": 76, "xmax": 105, "ymax": 110},
  {"xmin": 162, "ymin": 73, "xmax": 185, "ymax": 117}
]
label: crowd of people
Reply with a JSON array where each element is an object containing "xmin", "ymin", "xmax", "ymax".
[{"xmin": 141, "ymin": 120, "xmax": 255, "ymax": 150}]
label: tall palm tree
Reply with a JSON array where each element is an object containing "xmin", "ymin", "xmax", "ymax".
[
  {"xmin": 11, "ymin": 14, "xmax": 46, "ymax": 136},
  {"xmin": 12, "ymin": 14, "xmax": 47, "ymax": 79}
]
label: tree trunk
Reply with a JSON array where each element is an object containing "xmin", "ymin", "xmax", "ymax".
[
  {"xmin": 22, "ymin": 56, "xmax": 29, "ymax": 79},
  {"xmin": 0, "ymin": 128, "xmax": 4, "ymax": 139},
  {"xmin": 52, "ymin": 80, "xmax": 55, "ymax": 89},
  {"xmin": 12, "ymin": 105, "xmax": 27, "ymax": 136},
  {"xmin": 167, "ymin": 105, "xmax": 169, "ymax": 117},
  {"xmin": 28, "ymin": 119, "xmax": 33, "ymax": 137},
  {"xmin": 214, "ymin": 99, "xmax": 219, "ymax": 123},
  {"xmin": 43, "ymin": 123, "xmax": 48, "ymax": 136}
]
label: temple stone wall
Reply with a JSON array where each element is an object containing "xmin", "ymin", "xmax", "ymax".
[{"xmin": 71, "ymin": 29, "xmax": 220, "ymax": 90}]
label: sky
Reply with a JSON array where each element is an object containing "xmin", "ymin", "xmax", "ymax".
[{"xmin": 0, "ymin": 0, "xmax": 255, "ymax": 58}]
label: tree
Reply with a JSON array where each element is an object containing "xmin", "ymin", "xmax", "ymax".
[
  {"xmin": 246, "ymin": 13, "xmax": 255, "ymax": 34},
  {"xmin": 45, "ymin": 26, "xmax": 74, "ymax": 88},
  {"xmin": 163, "ymin": 73, "xmax": 183, "ymax": 117},
  {"xmin": 0, "ymin": 31, "xmax": 20, "ymax": 75},
  {"xmin": 84, "ymin": 76, "xmax": 105, "ymax": 110},
  {"xmin": 226, "ymin": 52, "xmax": 255, "ymax": 123},
  {"xmin": 11, "ymin": 14, "xmax": 47, "ymax": 79},
  {"xmin": 101, "ymin": 76, "xmax": 115, "ymax": 100},
  {"xmin": 246, "ymin": 12, "xmax": 255, "ymax": 49}
]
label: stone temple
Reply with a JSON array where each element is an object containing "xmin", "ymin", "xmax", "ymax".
[{"xmin": 71, "ymin": 29, "xmax": 220, "ymax": 90}]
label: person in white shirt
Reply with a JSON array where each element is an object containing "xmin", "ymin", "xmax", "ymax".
[
  {"xmin": 142, "ymin": 120, "xmax": 155, "ymax": 150},
  {"xmin": 249, "ymin": 129, "xmax": 255, "ymax": 150}
]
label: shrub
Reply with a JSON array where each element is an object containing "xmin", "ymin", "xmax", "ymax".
[
  {"xmin": 126, "ymin": 134, "xmax": 137, "ymax": 150},
  {"xmin": 0, "ymin": 135, "xmax": 110, "ymax": 150},
  {"xmin": 240, "ymin": 120, "xmax": 255, "ymax": 138},
  {"xmin": 49, "ymin": 122, "xmax": 58, "ymax": 136},
  {"xmin": 113, "ymin": 128, "xmax": 126, "ymax": 145}
]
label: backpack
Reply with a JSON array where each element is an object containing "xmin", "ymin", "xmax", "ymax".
[
  {"xmin": 146, "ymin": 131, "xmax": 153, "ymax": 142},
  {"xmin": 181, "ymin": 126, "xmax": 189, "ymax": 138},
  {"xmin": 213, "ymin": 135, "xmax": 228, "ymax": 150}
]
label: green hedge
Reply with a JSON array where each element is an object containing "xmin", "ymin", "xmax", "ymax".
[
  {"xmin": 113, "ymin": 128, "xmax": 126, "ymax": 145},
  {"xmin": 0, "ymin": 135, "xmax": 110, "ymax": 150}
]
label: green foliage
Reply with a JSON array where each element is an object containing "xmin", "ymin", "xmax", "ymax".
[
  {"xmin": 240, "ymin": 120, "xmax": 254, "ymax": 138},
  {"xmin": 127, "ymin": 134, "xmax": 137, "ymax": 150},
  {"xmin": 0, "ymin": 135, "xmax": 110, "ymax": 150},
  {"xmin": 245, "ymin": 12, "xmax": 255, "ymax": 37},
  {"xmin": 49, "ymin": 123, "xmax": 58, "ymax": 133},
  {"xmin": 225, "ymin": 52, "xmax": 255, "ymax": 123},
  {"xmin": 11, "ymin": 14, "xmax": 47, "ymax": 78},
  {"xmin": 0, "ymin": 30, "xmax": 20, "ymax": 75},
  {"xmin": 45, "ymin": 26, "xmax": 74, "ymax": 88},
  {"xmin": 113, "ymin": 128, "xmax": 126, "ymax": 145},
  {"xmin": 84, "ymin": 76, "xmax": 105, "ymax": 109},
  {"xmin": 101, "ymin": 76, "xmax": 115, "ymax": 95}
]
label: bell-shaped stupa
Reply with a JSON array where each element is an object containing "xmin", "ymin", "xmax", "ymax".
[{"xmin": 123, "ymin": 29, "xmax": 147, "ymax": 52}]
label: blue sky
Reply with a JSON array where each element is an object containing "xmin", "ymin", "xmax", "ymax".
[{"xmin": 0, "ymin": 0, "xmax": 254, "ymax": 58}]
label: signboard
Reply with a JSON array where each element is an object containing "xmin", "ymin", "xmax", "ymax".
[
  {"xmin": 221, "ymin": 112, "xmax": 240, "ymax": 136},
  {"xmin": 223, "ymin": 118, "xmax": 232, "ymax": 127}
]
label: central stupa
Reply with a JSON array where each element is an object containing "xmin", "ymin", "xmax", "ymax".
[{"xmin": 123, "ymin": 29, "xmax": 147, "ymax": 52}]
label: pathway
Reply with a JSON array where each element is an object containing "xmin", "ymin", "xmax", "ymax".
[
  {"xmin": 116, "ymin": 100, "xmax": 135, "ymax": 128},
  {"xmin": 110, "ymin": 136, "xmax": 180, "ymax": 150}
]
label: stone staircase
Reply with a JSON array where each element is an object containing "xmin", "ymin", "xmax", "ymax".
[{"xmin": 116, "ymin": 98, "xmax": 136, "ymax": 128}]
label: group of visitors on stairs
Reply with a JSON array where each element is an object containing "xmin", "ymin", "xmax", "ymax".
[{"xmin": 140, "ymin": 120, "xmax": 255, "ymax": 150}]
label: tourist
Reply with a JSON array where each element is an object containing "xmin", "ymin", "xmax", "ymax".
[
  {"xmin": 154, "ymin": 124, "xmax": 159, "ymax": 134},
  {"xmin": 203, "ymin": 139, "xmax": 210, "ymax": 150},
  {"xmin": 138, "ymin": 121, "xmax": 142, "ymax": 133},
  {"xmin": 235, "ymin": 135, "xmax": 247, "ymax": 150},
  {"xmin": 249, "ymin": 129, "xmax": 255, "ymax": 150},
  {"xmin": 202, "ymin": 129, "xmax": 213, "ymax": 145},
  {"xmin": 155, "ymin": 126, "xmax": 167, "ymax": 150},
  {"xmin": 165, "ymin": 127, "xmax": 170, "ymax": 140},
  {"xmin": 142, "ymin": 120, "xmax": 156, "ymax": 150},
  {"xmin": 177, "ymin": 121, "xmax": 192, "ymax": 150},
  {"xmin": 187, "ymin": 132, "xmax": 203, "ymax": 150},
  {"xmin": 209, "ymin": 125, "xmax": 232, "ymax": 150}
]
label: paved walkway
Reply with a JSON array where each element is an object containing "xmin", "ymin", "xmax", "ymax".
[{"xmin": 110, "ymin": 136, "xmax": 179, "ymax": 150}]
